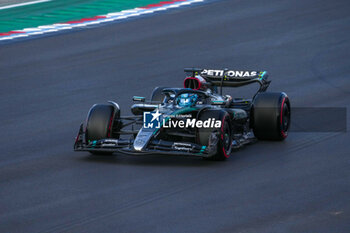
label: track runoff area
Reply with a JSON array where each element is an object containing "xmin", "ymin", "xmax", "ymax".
[{"xmin": 0, "ymin": 0, "xmax": 204, "ymax": 41}]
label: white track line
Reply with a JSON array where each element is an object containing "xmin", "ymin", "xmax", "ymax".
[
  {"xmin": 0, "ymin": 0, "xmax": 204, "ymax": 41},
  {"xmin": 0, "ymin": 0, "xmax": 51, "ymax": 10}
]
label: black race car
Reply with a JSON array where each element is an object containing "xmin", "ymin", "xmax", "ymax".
[{"xmin": 74, "ymin": 68, "xmax": 291, "ymax": 160}]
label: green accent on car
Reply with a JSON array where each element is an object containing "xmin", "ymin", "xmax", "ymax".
[
  {"xmin": 92, "ymin": 140, "xmax": 97, "ymax": 147},
  {"xmin": 212, "ymin": 100, "xmax": 225, "ymax": 105},
  {"xmin": 133, "ymin": 96, "xmax": 146, "ymax": 102},
  {"xmin": 0, "ymin": 0, "xmax": 161, "ymax": 32},
  {"xmin": 259, "ymin": 71, "xmax": 266, "ymax": 79}
]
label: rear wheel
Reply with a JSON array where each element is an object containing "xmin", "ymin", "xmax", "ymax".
[
  {"xmin": 198, "ymin": 110, "xmax": 232, "ymax": 161},
  {"xmin": 252, "ymin": 92, "xmax": 291, "ymax": 140},
  {"xmin": 85, "ymin": 104, "xmax": 120, "ymax": 155}
]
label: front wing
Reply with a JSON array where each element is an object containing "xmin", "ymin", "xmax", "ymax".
[{"xmin": 74, "ymin": 124, "xmax": 219, "ymax": 157}]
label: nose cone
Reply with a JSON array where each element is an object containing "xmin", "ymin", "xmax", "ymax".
[{"xmin": 133, "ymin": 128, "xmax": 155, "ymax": 151}]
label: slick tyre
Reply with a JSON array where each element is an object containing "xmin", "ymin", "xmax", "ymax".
[
  {"xmin": 252, "ymin": 92, "xmax": 291, "ymax": 140},
  {"xmin": 85, "ymin": 104, "xmax": 119, "ymax": 155},
  {"xmin": 198, "ymin": 110, "xmax": 232, "ymax": 161}
]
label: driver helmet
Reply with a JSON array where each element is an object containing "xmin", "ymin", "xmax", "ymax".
[{"xmin": 177, "ymin": 93, "xmax": 198, "ymax": 107}]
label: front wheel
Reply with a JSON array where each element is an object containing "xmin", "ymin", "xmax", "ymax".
[
  {"xmin": 197, "ymin": 110, "xmax": 232, "ymax": 161},
  {"xmin": 85, "ymin": 104, "xmax": 120, "ymax": 155}
]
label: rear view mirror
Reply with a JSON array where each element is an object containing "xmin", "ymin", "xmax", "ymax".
[
  {"xmin": 211, "ymin": 100, "xmax": 225, "ymax": 105},
  {"xmin": 133, "ymin": 96, "xmax": 145, "ymax": 102}
]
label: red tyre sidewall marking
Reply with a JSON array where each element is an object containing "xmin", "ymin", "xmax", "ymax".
[
  {"xmin": 280, "ymin": 97, "xmax": 287, "ymax": 138},
  {"xmin": 221, "ymin": 114, "xmax": 230, "ymax": 158},
  {"xmin": 107, "ymin": 112, "xmax": 114, "ymax": 138}
]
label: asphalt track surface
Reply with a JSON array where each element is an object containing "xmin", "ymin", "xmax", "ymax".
[{"xmin": 1, "ymin": 0, "xmax": 350, "ymax": 232}]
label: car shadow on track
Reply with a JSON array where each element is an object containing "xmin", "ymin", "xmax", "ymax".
[
  {"xmin": 75, "ymin": 143, "xmax": 257, "ymax": 168},
  {"xmin": 77, "ymin": 153, "xmax": 229, "ymax": 168}
]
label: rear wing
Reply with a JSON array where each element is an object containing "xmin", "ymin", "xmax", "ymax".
[{"xmin": 184, "ymin": 68, "xmax": 270, "ymax": 93}]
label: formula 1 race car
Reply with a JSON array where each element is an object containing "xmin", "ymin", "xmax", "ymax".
[{"xmin": 74, "ymin": 68, "xmax": 291, "ymax": 160}]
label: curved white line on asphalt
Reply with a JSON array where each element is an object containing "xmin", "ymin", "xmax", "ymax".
[
  {"xmin": 0, "ymin": 0, "xmax": 204, "ymax": 41},
  {"xmin": 0, "ymin": 0, "xmax": 51, "ymax": 10}
]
